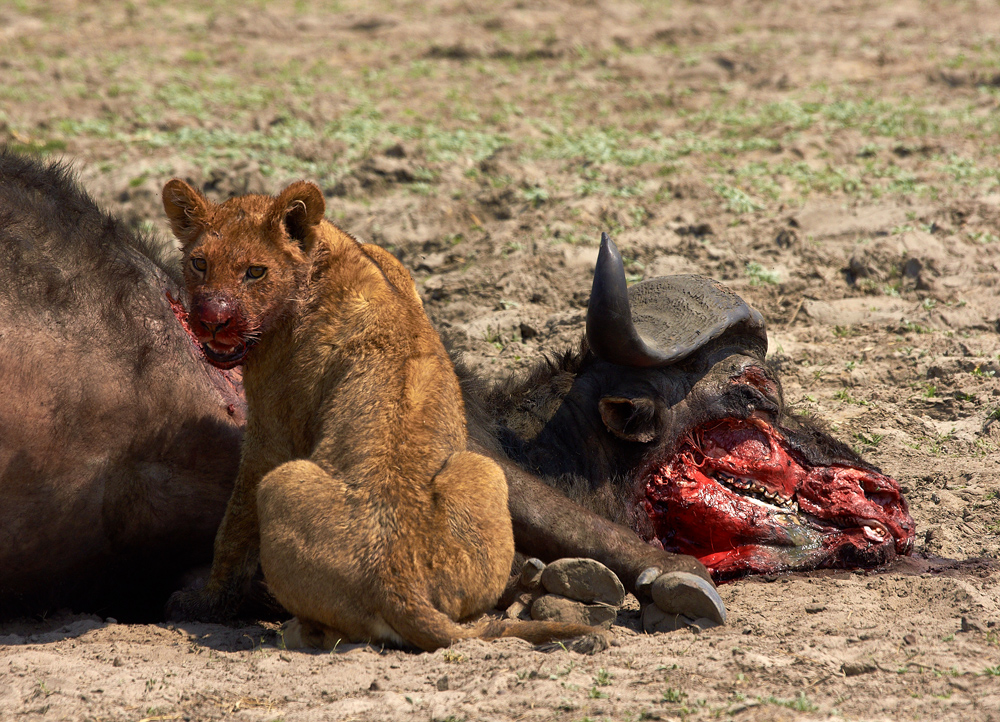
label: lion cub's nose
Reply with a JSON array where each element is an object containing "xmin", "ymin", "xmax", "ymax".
[{"xmin": 193, "ymin": 297, "xmax": 237, "ymax": 336}]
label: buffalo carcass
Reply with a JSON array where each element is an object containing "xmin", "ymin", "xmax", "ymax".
[
  {"xmin": 468, "ymin": 235, "xmax": 915, "ymax": 581},
  {"xmin": 0, "ymin": 149, "xmax": 244, "ymax": 619}
]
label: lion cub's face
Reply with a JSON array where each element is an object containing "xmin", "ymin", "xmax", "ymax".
[{"xmin": 162, "ymin": 179, "xmax": 326, "ymax": 369}]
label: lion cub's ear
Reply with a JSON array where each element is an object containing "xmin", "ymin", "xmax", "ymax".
[
  {"xmin": 162, "ymin": 179, "xmax": 210, "ymax": 248},
  {"xmin": 272, "ymin": 181, "xmax": 325, "ymax": 254}
]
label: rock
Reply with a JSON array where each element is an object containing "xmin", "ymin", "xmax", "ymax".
[
  {"xmin": 531, "ymin": 595, "xmax": 617, "ymax": 628},
  {"xmin": 540, "ymin": 558, "xmax": 625, "ymax": 606},
  {"xmin": 519, "ymin": 557, "xmax": 545, "ymax": 589},
  {"xmin": 903, "ymin": 633, "xmax": 917, "ymax": 645},
  {"xmin": 650, "ymin": 571, "xmax": 727, "ymax": 625},
  {"xmin": 504, "ymin": 599, "xmax": 531, "ymax": 621},
  {"xmin": 842, "ymin": 661, "xmax": 877, "ymax": 677},
  {"xmin": 505, "ymin": 590, "xmax": 542, "ymax": 620}
]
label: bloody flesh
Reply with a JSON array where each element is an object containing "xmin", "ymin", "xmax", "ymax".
[{"xmin": 644, "ymin": 417, "xmax": 915, "ymax": 579}]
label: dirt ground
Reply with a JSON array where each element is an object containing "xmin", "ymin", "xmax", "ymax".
[{"xmin": 2, "ymin": 0, "xmax": 1000, "ymax": 719}]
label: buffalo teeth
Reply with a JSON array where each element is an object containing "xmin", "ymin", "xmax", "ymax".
[
  {"xmin": 744, "ymin": 496, "xmax": 787, "ymax": 513},
  {"xmin": 863, "ymin": 524, "xmax": 886, "ymax": 542},
  {"xmin": 715, "ymin": 472, "xmax": 797, "ymax": 510}
]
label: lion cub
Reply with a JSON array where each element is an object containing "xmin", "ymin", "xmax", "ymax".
[{"xmin": 161, "ymin": 179, "xmax": 602, "ymax": 651}]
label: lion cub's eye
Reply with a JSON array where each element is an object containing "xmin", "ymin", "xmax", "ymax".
[
  {"xmin": 190, "ymin": 257, "xmax": 207, "ymax": 273},
  {"xmin": 245, "ymin": 265, "xmax": 267, "ymax": 280}
]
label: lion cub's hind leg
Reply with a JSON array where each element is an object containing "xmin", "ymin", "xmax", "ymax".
[
  {"xmin": 420, "ymin": 450, "xmax": 514, "ymax": 622},
  {"xmin": 257, "ymin": 459, "xmax": 407, "ymax": 649}
]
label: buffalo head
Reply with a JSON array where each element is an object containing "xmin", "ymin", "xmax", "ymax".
[{"xmin": 482, "ymin": 234, "xmax": 916, "ymax": 580}]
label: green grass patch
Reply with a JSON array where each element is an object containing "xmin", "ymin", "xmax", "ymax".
[
  {"xmin": 745, "ymin": 261, "xmax": 780, "ymax": 285},
  {"xmin": 759, "ymin": 692, "xmax": 819, "ymax": 713}
]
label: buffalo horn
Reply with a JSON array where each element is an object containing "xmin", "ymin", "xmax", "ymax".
[{"xmin": 586, "ymin": 233, "xmax": 671, "ymax": 367}]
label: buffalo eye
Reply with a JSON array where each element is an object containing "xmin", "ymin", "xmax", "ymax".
[
  {"xmin": 190, "ymin": 257, "xmax": 207, "ymax": 273},
  {"xmin": 245, "ymin": 265, "xmax": 267, "ymax": 280}
]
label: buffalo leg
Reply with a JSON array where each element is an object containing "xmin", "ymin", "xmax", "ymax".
[{"xmin": 490, "ymin": 449, "xmax": 727, "ymax": 624}]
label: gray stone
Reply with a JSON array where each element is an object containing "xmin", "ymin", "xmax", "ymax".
[
  {"xmin": 531, "ymin": 595, "xmax": 616, "ymax": 629},
  {"xmin": 504, "ymin": 590, "xmax": 541, "ymax": 621},
  {"xmin": 540, "ymin": 558, "xmax": 625, "ymax": 606},
  {"xmin": 504, "ymin": 599, "xmax": 530, "ymax": 621}
]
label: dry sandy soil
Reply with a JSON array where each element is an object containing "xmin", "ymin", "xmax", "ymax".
[{"xmin": 2, "ymin": 0, "xmax": 1000, "ymax": 720}]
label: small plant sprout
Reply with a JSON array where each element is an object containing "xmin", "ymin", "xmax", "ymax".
[{"xmin": 745, "ymin": 261, "xmax": 780, "ymax": 286}]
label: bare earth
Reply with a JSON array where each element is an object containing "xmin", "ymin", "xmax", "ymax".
[{"xmin": 2, "ymin": 1, "xmax": 1000, "ymax": 720}]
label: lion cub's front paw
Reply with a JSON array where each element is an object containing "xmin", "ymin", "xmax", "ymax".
[
  {"xmin": 165, "ymin": 588, "xmax": 228, "ymax": 622},
  {"xmin": 278, "ymin": 617, "xmax": 306, "ymax": 648}
]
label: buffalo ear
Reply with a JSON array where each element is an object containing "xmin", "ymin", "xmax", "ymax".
[
  {"xmin": 598, "ymin": 396, "xmax": 660, "ymax": 443},
  {"xmin": 273, "ymin": 181, "xmax": 325, "ymax": 253},
  {"xmin": 162, "ymin": 179, "xmax": 210, "ymax": 248}
]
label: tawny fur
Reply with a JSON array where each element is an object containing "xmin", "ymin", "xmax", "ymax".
[{"xmin": 162, "ymin": 179, "xmax": 604, "ymax": 651}]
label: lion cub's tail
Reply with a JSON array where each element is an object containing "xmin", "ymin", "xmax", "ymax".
[
  {"xmin": 476, "ymin": 618, "xmax": 612, "ymax": 654},
  {"xmin": 393, "ymin": 603, "xmax": 611, "ymax": 654}
]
